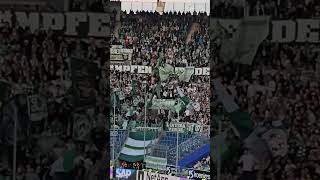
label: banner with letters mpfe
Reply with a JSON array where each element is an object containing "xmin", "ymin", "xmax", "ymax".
[{"xmin": 136, "ymin": 170, "xmax": 180, "ymax": 180}]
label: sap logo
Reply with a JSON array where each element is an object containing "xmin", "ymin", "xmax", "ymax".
[{"xmin": 116, "ymin": 168, "xmax": 134, "ymax": 178}]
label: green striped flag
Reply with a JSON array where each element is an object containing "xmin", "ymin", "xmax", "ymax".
[
  {"xmin": 118, "ymin": 131, "xmax": 158, "ymax": 162},
  {"xmin": 219, "ymin": 16, "xmax": 270, "ymax": 65}
]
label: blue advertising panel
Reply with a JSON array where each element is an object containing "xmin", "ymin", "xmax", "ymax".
[{"xmin": 116, "ymin": 168, "xmax": 137, "ymax": 179}]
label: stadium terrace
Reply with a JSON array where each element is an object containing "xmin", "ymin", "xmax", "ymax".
[
  {"xmin": 0, "ymin": 11, "xmax": 110, "ymax": 37},
  {"xmin": 214, "ymin": 18, "xmax": 320, "ymax": 43}
]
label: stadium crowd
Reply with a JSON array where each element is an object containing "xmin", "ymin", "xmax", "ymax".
[
  {"xmin": 0, "ymin": 5, "xmax": 108, "ymax": 180},
  {"xmin": 211, "ymin": 4, "xmax": 320, "ymax": 180},
  {"xmin": 112, "ymin": 11, "xmax": 209, "ymax": 67},
  {"xmin": 110, "ymin": 10, "xmax": 210, "ymax": 171},
  {"xmin": 111, "ymin": 11, "xmax": 210, "ymax": 129}
]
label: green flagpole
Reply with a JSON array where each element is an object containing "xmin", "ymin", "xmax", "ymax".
[
  {"xmin": 176, "ymin": 98, "xmax": 179, "ymax": 174},
  {"xmin": 144, "ymin": 84, "xmax": 147, "ymax": 164},
  {"xmin": 113, "ymin": 94, "xmax": 116, "ymax": 167}
]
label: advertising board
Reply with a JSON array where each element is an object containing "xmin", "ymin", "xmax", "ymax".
[
  {"xmin": 136, "ymin": 170, "xmax": 180, "ymax": 180},
  {"xmin": 116, "ymin": 168, "xmax": 137, "ymax": 179}
]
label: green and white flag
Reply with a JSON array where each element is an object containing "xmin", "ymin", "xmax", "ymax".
[
  {"xmin": 213, "ymin": 78, "xmax": 253, "ymax": 139},
  {"xmin": 118, "ymin": 131, "xmax": 158, "ymax": 162},
  {"xmin": 159, "ymin": 64, "xmax": 174, "ymax": 81},
  {"xmin": 178, "ymin": 67, "xmax": 195, "ymax": 82},
  {"xmin": 212, "ymin": 78, "xmax": 239, "ymax": 113},
  {"xmin": 176, "ymin": 86, "xmax": 192, "ymax": 110},
  {"xmin": 126, "ymin": 107, "xmax": 136, "ymax": 117},
  {"xmin": 219, "ymin": 16, "xmax": 270, "ymax": 65}
]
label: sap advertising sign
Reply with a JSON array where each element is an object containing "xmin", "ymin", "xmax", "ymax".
[
  {"xmin": 0, "ymin": 11, "xmax": 110, "ymax": 37},
  {"xmin": 136, "ymin": 170, "xmax": 180, "ymax": 180},
  {"xmin": 116, "ymin": 168, "xmax": 136, "ymax": 179}
]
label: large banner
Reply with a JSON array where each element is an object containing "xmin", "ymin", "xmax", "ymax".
[
  {"xmin": 110, "ymin": 65, "xmax": 210, "ymax": 76},
  {"xmin": 111, "ymin": 45, "xmax": 133, "ymax": 63},
  {"xmin": 212, "ymin": 18, "xmax": 320, "ymax": 43},
  {"xmin": 167, "ymin": 122, "xmax": 204, "ymax": 133},
  {"xmin": 149, "ymin": 99, "xmax": 176, "ymax": 110},
  {"xmin": 136, "ymin": 171, "xmax": 179, "ymax": 180},
  {"xmin": 0, "ymin": 11, "xmax": 110, "ymax": 37},
  {"xmin": 70, "ymin": 58, "xmax": 98, "ymax": 110},
  {"xmin": 145, "ymin": 156, "xmax": 167, "ymax": 170}
]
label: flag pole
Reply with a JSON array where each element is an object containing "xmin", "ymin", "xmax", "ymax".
[
  {"xmin": 176, "ymin": 98, "xmax": 179, "ymax": 173},
  {"xmin": 144, "ymin": 85, "xmax": 147, "ymax": 164},
  {"xmin": 13, "ymin": 101, "xmax": 17, "ymax": 180},
  {"xmin": 113, "ymin": 95, "xmax": 116, "ymax": 167},
  {"xmin": 217, "ymin": 111, "xmax": 223, "ymax": 180}
]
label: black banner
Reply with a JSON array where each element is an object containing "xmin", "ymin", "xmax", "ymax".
[{"xmin": 70, "ymin": 57, "xmax": 98, "ymax": 110}]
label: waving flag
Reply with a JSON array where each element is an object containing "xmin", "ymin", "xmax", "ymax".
[
  {"xmin": 219, "ymin": 16, "xmax": 270, "ymax": 65},
  {"xmin": 178, "ymin": 67, "xmax": 195, "ymax": 82},
  {"xmin": 213, "ymin": 78, "xmax": 253, "ymax": 139},
  {"xmin": 159, "ymin": 64, "xmax": 174, "ymax": 81}
]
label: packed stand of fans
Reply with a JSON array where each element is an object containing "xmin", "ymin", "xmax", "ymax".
[
  {"xmin": 110, "ymin": 72, "xmax": 210, "ymax": 128},
  {"xmin": 0, "ymin": 9, "xmax": 108, "ymax": 180},
  {"xmin": 112, "ymin": 11, "xmax": 209, "ymax": 67}
]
